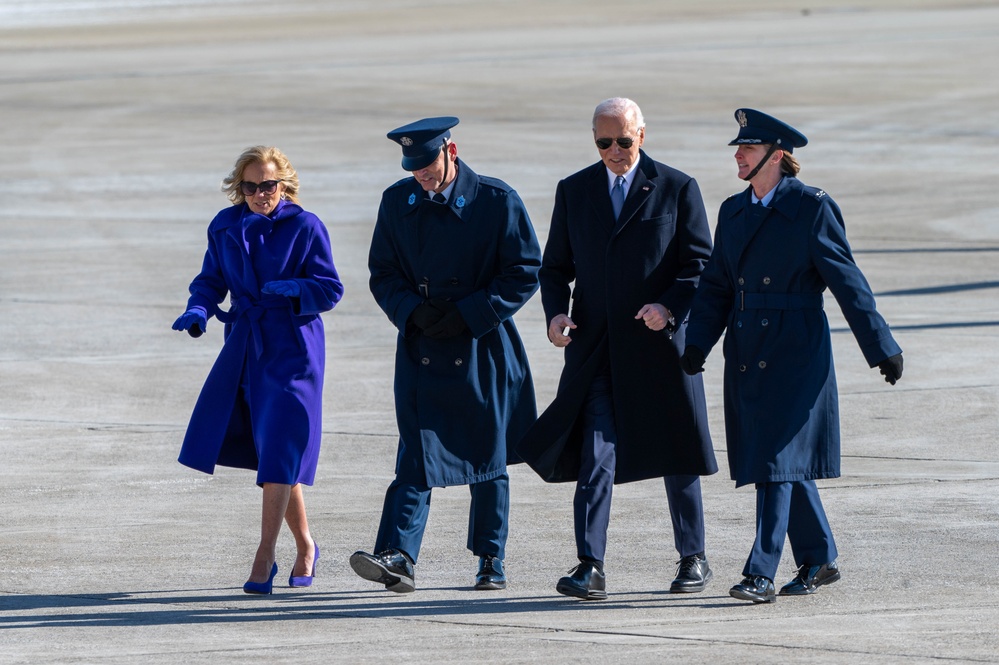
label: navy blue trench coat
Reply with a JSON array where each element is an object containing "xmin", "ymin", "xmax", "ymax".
[
  {"xmin": 178, "ymin": 200, "xmax": 344, "ymax": 485},
  {"xmin": 517, "ymin": 152, "xmax": 718, "ymax": 484},
  {"xmin": 685, "ymin": 176, "xmax": 902, "ymax": 487},
  {"xmin": 368, "ymin": 159, "xmax": 541, "ymax": 488}
]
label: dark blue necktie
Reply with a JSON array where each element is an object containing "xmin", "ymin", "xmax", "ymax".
[{"xmin": 611, "ymin": 176, "xmax": 626, "ymax": 220}]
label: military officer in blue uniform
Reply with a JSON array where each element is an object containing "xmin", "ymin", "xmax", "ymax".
[
  {"xmin": 350, "ymin": 117, "xmax": 542, "ymax": 592},
  {"xmin": 681, "ymin": 109, "xmax": 904, "ymax": 603}
]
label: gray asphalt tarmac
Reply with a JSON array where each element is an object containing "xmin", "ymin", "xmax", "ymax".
[{"xmin": 2, "ymin": 1, "xmax": 998, "ymax": 663}]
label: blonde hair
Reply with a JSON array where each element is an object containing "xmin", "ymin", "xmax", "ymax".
[
  {"xmin": 221, "ymin": 146, "xmax": 301, "ymax": 205},
  {"xmin": 779, "ymin": 151, "xmax": 801, "ymax": 176}
]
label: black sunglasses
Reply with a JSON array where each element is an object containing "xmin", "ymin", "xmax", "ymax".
[
  {"xmin": 240, "ymin": 179, "xmax": 282, "ymax": 196},
  {"xmin": 595, "ymin": 137, "xmax": 636, "ymax": 150}
]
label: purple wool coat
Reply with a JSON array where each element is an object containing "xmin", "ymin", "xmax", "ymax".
[{"xmin": 177, "ymin": 199, "xmax": 343, "ymax": 485}]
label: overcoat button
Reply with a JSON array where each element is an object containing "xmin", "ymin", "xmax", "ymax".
[
  {"xmin": 761, "ymin": 319, "xmax": 769, "ymax": 326},
  {"xmin": 493, "ymin": 321, "xmax": 499, "ymax": 327},
  {"xmin": 759, "ymin": 361, "xmax": 767, "ymax": 369},
  {"xmin": 763, "ymin": 276, "xmax": 771, "ymax": 285},
  {"xmin": 421, "ymin": 357, "xmax": 430, "ymax": 366},
  {"xmin": 737, "ymin": 277, "xmax": 745, "ymax": 285},
  {"xmin": 454, "ymin": 358, "xmax": 463, "ymax": 366},
  {"xmin": 739, "ymin": 364, "xmax": 747, "ymax": 372},
  {"xmin": 450, "ymin": 278, "xmax": 459, "ymax": 285},
  {"xmin": 737, "ymin": 321, "xmax": 742, "ymax": 328}
]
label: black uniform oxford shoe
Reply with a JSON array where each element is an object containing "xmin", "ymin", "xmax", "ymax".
[
  {"xmin": 474, "ymin": 555, "xmax": 507, "ymax": 590},
  {"xmin": 779, "ymin": 561, "xmax": 841, "ymax": 596},
  {"xmin": 670, "ymin": 553, "xmax": 713, "ymax": 593},
  {"xmin": 556, "ymin": 561, "xmax": 607, "ymax": 600},
  {"xmin": 349, "ymin": 548, "xmax": 415, "ymax": 593},
  {"xmin": 729, "ymin": 575, "xmax": 776, "ymax": 603}
]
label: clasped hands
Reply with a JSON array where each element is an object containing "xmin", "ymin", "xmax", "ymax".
[{"xmin": 410, "ymin": 298, "xmax": 468, "ymax": 339}]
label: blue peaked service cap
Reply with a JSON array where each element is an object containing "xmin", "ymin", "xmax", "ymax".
[
  {"xmin": 729, "ymin": 108, "xmax": 807, "ymax": 152},
  {"xmin": 387, "ymin": 116, "xmax": 460, "ymax": 171}
]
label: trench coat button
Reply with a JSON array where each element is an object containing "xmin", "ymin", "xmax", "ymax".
[
  {"xmin": 454, "ymin": 358, "xmax": 463, "ymax": 367},
  {"xmin": 737, "ymin": 321, "xmax": 743, "ymax": 328},
  {"xmin": 761, "ymin": 319, "xmax": 769, "ymax": 326},
  {"xmin": 450, "ymin": 277, "xmax": 459, "ymax": 285},
  {"xmin": 763, "ymin": 276, "xmax": 771, "ymax": 285},
  {"xmin": 759, "ymin": 361, "xmax": 767, "ymax": 369},
  {"xmin": 492, "ymin": 320, "xmax": 499, "ymax": 327},
  {"xmin": 738, "ymin": 277, "xmax": 745, "ymax": 286},
  {"xmin": 421, "ymin": 357, "xmax": 430, "ymax": 366},
  {"xmin": 739, "ymin": 364, "xmax": 747, "ymax": 372}
]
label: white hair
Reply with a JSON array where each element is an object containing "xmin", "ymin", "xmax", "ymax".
[{"xmin": 592, "ymin": 97, "xmax": 645, "ymax": 130}]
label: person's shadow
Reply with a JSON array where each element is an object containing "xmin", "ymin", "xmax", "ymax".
[{"xmin": 0, "ymin": 587, "xmax": 742, "ymax": 629}]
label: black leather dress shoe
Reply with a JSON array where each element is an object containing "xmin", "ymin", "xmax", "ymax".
[
  {"xmin": 729, "ymin": 575, "xmax": 776, "ymax": 603},
  {"xmin": 670, "ymin": 553, "xmax": 713, "ymax": 593},
  {"xmin": 779, "ymin": 561, "xmax": 841, "ymax": 596},
  {"xmin": 556, "ymin": 561, "xmax": 607, "ymax": 600},
  {"xmin": 349, "ymin": 548, "xmax": 415, "ymax": 593},
  {"xmin": 474, "ymin": 555, "xmax": 506, "ymax": 590}
]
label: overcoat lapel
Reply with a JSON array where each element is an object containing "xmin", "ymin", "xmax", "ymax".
[
  {"xmin": 585, "ymin": 166, "xmax": 616, "ymax": 234},
  {"xmin": 613, "ymin": 155, "xmax": 657, "ymax": 236}
]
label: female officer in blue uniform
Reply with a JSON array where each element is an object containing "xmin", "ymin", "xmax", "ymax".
[
  {"xmin": 681, "ymin": 109, "xmax": 904, "ymax": 603},
  {"xmin": 350, "ymin": 117, "xmax": 541, "ymax": 592}
]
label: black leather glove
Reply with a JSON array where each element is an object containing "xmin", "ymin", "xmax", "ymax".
[
  {"xmin": 680, "ymin": 345, "xmax": 705, "ymax": 375},
  {"xmin": 878, "ymin": 353, "xmax": 903, "ymax": 385},
  {"xmin": 410, "ymin": 301, "xmax": 445, "ymax": 330},
  {"xmin": 423, "ymin": 298, "xmax": 467, "ymax": 339}
]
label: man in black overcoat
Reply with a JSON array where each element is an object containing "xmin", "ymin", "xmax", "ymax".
[{"xmin": 517, "ymin": 98, "xmax": 718, "ymax": 600}]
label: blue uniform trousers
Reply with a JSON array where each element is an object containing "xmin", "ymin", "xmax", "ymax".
[
  {"xmin": 743, "ymin": 480, "xmax": 838, "ymax": 581},
  {"xmin": 574, "ymin": 368, "xmax": 706, "ymax": 563},
  {"xmin": 374, "ymin": 474, "xmax": 510, "ymax": 564}
]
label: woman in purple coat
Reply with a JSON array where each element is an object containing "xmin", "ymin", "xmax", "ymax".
[{"xmin": 173, "ymin": 146, "xmax": 343, "ymax": 594}]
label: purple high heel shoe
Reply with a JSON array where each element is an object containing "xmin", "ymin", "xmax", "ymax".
[
  {"xmin": 289, "ymin": 543, "xmax": 320, "ymax": 588},
  {"xmin": 243, "ymin": 562, "xmax": 278, "ymax": 595}
]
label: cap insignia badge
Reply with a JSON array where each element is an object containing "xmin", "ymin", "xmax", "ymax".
[
  {"xmin": 737, "ymin": 110, "xmax": 748, "ymax": 127},
  {"xmin": 400, "ymin": 137, "xmax": 413, "ymax": 146}
]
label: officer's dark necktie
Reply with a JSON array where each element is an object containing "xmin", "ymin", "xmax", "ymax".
[
  {"xmin": 432, "ymin": 192, "xmax": 446, "ymax": 204},
  {"xmin": 611, "ymin": 175, "xmax": 626, "ymax": 220}
]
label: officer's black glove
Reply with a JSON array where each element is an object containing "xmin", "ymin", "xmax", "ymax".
[
  {"xmin": 410, "ymin": 302, "xmax": 445, "ymax": 330},
  {"xmin": 878, "ymin": 353, "xmax": 903, "ymax": 385},
  {"xmin": 423, "ymin": 298, "xmax": 467, "ymax": 339},
  {"xmin": 679, "ymin": 345, "xmax": 705, "ymax": 375}
]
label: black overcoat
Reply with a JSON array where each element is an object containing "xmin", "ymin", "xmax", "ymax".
[{"xmin": 517, "ymin": 151, "xmax": 718, "ymax": 483}]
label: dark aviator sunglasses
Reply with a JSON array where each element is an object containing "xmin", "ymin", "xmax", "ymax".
[
  {"xmin": 594, "ymin": 137, "xmax": 636, "ymax": 150},
  {"xmin": 240, "ymin": 179, "xmax": 283, "ymax": 196}
]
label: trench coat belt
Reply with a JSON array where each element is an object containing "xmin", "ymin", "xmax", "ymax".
[
  {"xmin": 213, "ymin": 295, "xmax": 290, "ymax": 358},
  {"xmin": 739, "ymin": 292, "xmax": 824, "ymax": 312}
]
